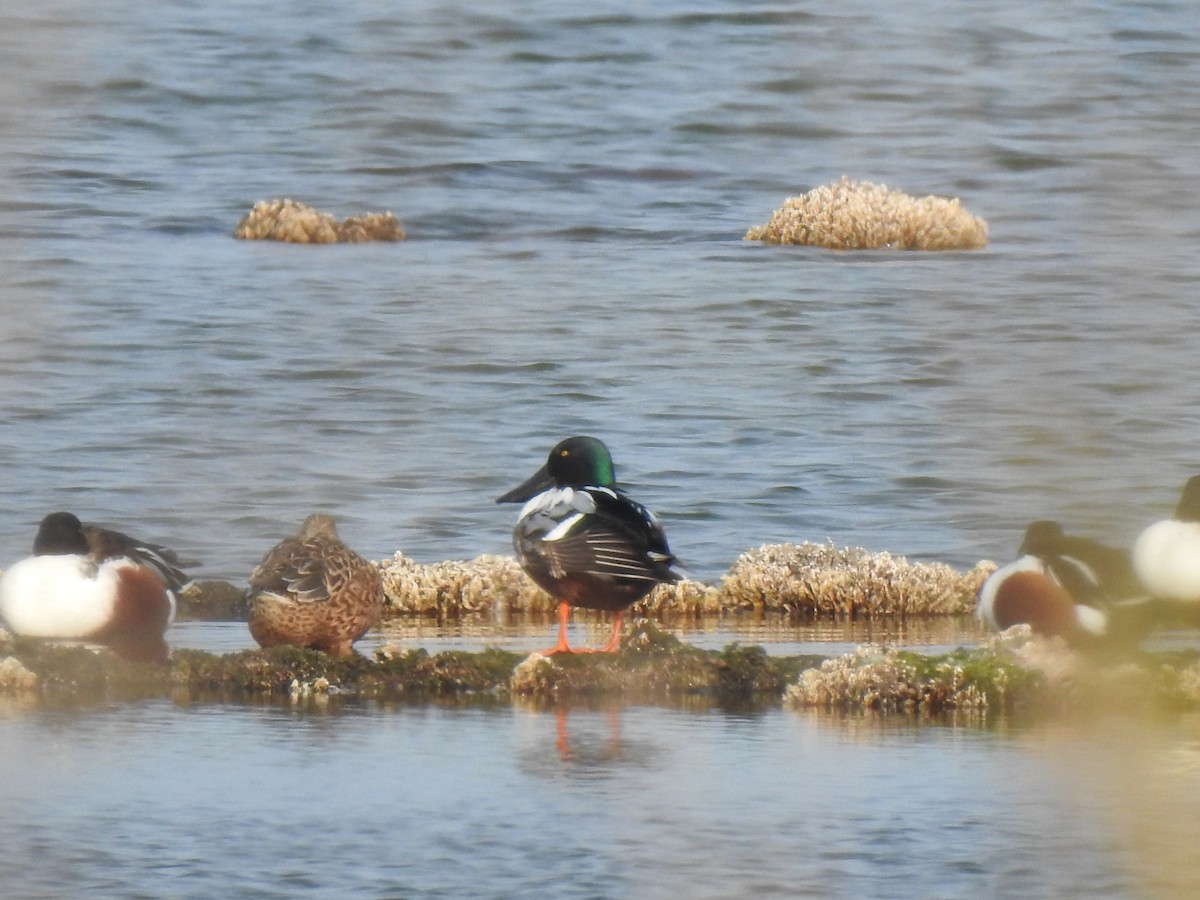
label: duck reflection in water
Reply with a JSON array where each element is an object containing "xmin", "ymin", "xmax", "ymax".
[{"xmin": 555, "ymin": 705, "xmax": 624, "ymax": 764}]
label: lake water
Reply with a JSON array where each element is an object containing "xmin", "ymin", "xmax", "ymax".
[
  {"xmin": 2, "ymin": 0, "xmax": 1199, "ymax": 896},
  {"xmin": 2, "ymin": 697, "xmax": 1200, "ymax": 898}
]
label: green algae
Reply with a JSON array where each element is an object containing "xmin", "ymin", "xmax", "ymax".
[
  {"xmin": 785, "ymin": 633, "xmax": 1200, "ymax": 718},
  {"xmin": 894, "ymin": 646, "xmax": 1044, "ymax": 711},
  {"xmin": 784, "ymin": 641, "xmax": 1059, "ymax": 716},
  {"xmin": 4, "ymin": 624, "xmax": 1200, "ymax": 718},
  {"xmin": 508, "ymin": 622, "xmax": 824, "ymax": 708},
  {"xmin": 0, "ymin": 622, "xmax": 818, "ymax": 708},
  {"xmin": 3, "ymin": 635, "xmax": 173, "ymax": 705},
  {"xmin": 171, "ymin": 644, "xmax": 526, "ymax": 702},
  {"xmin": 176, "ymin": 580, "xmax": 249, "ymax": 621}
]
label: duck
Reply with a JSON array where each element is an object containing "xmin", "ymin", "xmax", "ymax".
[
  {"xmin": 1132, "ymin": 475, "xmax": 1200, "ymax": 604},
  {"xmin": 496, "ymin": 436, "xmax": 680, "ymax": 654},
  {"xmin": 78, "ymin": 521, "xmax": 192, "ymax": 594},
  {"xmin": 977, "ymin": 520, "xmax": 1136, "ymax": 641},
  {"xmin": 0, "ymin": 511, "xmax": 181, "ymax": 663},
  {"xmin": 247, "ymin": 513, "xmax": 383, "ymax": 657},
  {"xmin": 1016, "ymin": 520, "xmax": 1143, "ymax": 604}
]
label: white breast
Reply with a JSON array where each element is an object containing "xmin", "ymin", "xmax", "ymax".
[
  {"xmin": 1133, "ymin": 520, "xmax": 1200, "ymax": 602},
  {"xmin": 0, "ymin": 554, "xmax": 119, "ymax": 638}
]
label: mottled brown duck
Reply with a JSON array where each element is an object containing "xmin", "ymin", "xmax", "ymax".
[{"xmin": 248, "ymin": 514, "xmax": 383, "ymax": 656}]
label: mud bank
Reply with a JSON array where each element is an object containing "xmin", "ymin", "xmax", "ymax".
[{"xmin": 3, "ymin": 624, "xmax": 1198, "ymax": 718}]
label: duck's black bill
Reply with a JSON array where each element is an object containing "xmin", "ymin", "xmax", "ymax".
[{"xmin": 496, "ymin": 464, "xmax": 553, "ymax": 504}]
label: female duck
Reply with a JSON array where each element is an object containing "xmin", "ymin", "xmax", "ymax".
[
  {"xmin": 247, "ymin": 513, "xmax": 383, "ymax": 657},
  {"xmin": 497, "ymin": 436, "xmax": 680, "ymax": 654},
  {"xmin": 0, "ymin": 511, "xmax": 180, "ymax": 662}
]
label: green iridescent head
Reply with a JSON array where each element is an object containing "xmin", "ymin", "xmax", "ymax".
[{"xmin": 497, "ymin": 435, "xmax": 617, "ymax": 503}]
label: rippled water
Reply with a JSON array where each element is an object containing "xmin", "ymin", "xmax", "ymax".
[
  {"xmin": 1, "ymin": 700, "xmax": 1199, "ymax": 898},
  {"xmin": 2, "ymin": 0, "xmax": 1199, "ymax": 582},
  {"xmin": 167, "ymin": 614, "xmax": 988, "ymax": 660},
  {"xmin": 2, "ymin": 0, "xmax": 1200, "ymax": 896}
]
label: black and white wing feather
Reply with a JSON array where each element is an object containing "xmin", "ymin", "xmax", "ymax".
[{"xmin": 516, "ymin": 486, "xmax": 678, "ymax": 584}]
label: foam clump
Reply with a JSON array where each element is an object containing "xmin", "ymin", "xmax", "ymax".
[
  {"xmin": 0, "ymin": 654, "xmax": 38, "ymax": 692},
  {"xmin": 376, "ymin": 543, "xmax": 990, "ymax": 619},
  {"xmin": 784, "ymin": 626, "xmax": 1200, "ymax": 715},
  {"xmin": 376, "ymin": 552, "xmax": 547, "ymax": 616},
  {"xmin": 637, "ymin": 578, "xmax": 722, "ymax": 616},
  {"xmin": 234, "ymin": 198, "xmax": 405, "ymax": 244},
  {"xmin": 510, "ymin": 652, "xmax": 553, "ymax": 693},
  {"xmin": 376, "ymin": 551, "xmax": 719, "ymax": 618},
  {"xmin": 784, "ymin": 640, "xmax": 1025, "ymax": 712},
  {"xmin": 786, "ymin": 644, "xmax": 979, "ymax": 712},
  {"xmin": 719, "ymin": 541, "xmax": 992, "ymax": 616},
  {"xmin": 1171, "ymin": 660, "xmax": 1200, "ymax": 705},
  {"xmin": 745, "ymin": 177, "xmax": 987, "ymax": 250}
]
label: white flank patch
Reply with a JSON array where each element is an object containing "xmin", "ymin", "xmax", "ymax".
[
  {"xmin": 0, "ymin": 555, "xmax": 118, "ymax": 638},
  {"xmin": 543, "ymin": 513, "xmax": 585, "ymax": 542},
  {"xmin": 1133, "ymin": 520, "xmax": 1200, "ymax": 601},
  {"xmin": 520, "ymin": 487, "xmax": 585, "ymax": 519},
  {"xmin": 1074, "ymin": 604, "xmax": 1107, "ymax": 636},
  {"xmin": 976, "ymin": 555, "xmax": 1046, "ymax": 629}
]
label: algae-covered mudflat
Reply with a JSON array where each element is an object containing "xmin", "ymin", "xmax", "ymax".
[{"xmin": 5, "ymin": 618, "xmax": 1200, "ymax": 721}]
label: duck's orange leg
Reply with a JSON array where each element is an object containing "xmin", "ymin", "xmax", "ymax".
[
  {"xmin": 542, "ymin": 603, "xmax": 625, "ymax": 654},
  {"xmin": 542, "ymin": 602, "xmax": 588, "ymax": 654},
  {"xmin": 598, "ymin": 611, "xmax": 625, "ymax": 653}
]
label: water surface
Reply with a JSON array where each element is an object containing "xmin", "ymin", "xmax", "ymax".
[
  {"xmin": 2, "ymin": 1, "xmax": 1200, "ymax": 896},
  {"xmin": 3, "ymin": 701, "xmax": 1200, "ymax": 898},
  {"xmin": 1, "ymin": 0, "xmax": 1198, "ymax": 582}
]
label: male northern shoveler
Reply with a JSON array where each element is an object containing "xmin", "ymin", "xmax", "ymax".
[
  {"xmin": 1016, "ymin": 520, "xmax": 1143, "ymax": 604},
  {"xmin": 496, "ymin": 436, "xmax": 680, "ymax": 654},
  {"xmin": 0, "ymin": 511, "xmax": 181, "ymax": 663},
  {"xmin": 247, "ymin": 513, "xmax": 383, "ymax": 657},
  {"xmin": 1132, "ymin": 475, "xmax": 1200, "ymax": 603},
  {"xmin": 78, "ymin": 522, "xmax": 192, "ymax": 594},
  {"xmin": 977, "ymin": 520, "xmax": 1136, "ymax": 641}
]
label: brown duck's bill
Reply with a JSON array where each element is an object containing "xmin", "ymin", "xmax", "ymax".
[{"xmin": 496, "ymin": 464, "xmax": 554, "ymax": 504}]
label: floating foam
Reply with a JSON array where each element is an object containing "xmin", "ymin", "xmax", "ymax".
[
  {"xmin": 376, "ymin": 552, "xmax": 545, "ymax": 615},
  {"xmin": 746, "ymin": 176, "xmax": 987, "ymax": 250},
  {"xmin": 234, "ymin": 198, "xmax": 405, "ymax": 243},
  {"xmin": 374, "ymin": 543, "xmax": 988, "ymax": 618},
  {"xmin": 719, "ymin": 541, "xmax": 992, "ymax": 617}
]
